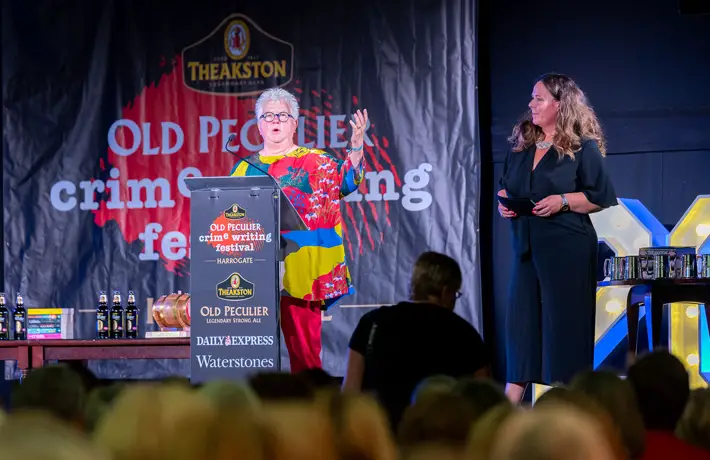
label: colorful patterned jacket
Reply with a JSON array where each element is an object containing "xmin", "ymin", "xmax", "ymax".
[{"xmin": 230, "ymin": 147, "xmax": 364, "ymax": 309}]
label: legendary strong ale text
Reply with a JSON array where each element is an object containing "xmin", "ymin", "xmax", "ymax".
[{"xmin": 185, "ymin": 61, "xmax": 288, "ymax": 81}]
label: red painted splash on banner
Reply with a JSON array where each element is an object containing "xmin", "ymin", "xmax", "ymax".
[
  {"xmin": 93, "ymin": 55, "xmax": 399, "ymax": 271},
  {"xmin": 207, "ymin": 215, "xmax": 266, "ymax": 256}
]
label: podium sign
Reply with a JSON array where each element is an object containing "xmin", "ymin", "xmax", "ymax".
[{"xmin": 187, "ymin": 177, "xmax": 281, "ymax": 383}]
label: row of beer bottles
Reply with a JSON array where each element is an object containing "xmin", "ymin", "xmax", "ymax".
[
  {"xmin": 96, "ymin": 291, "xmax": 139, "ymax": 339},
  {"xmin": 0, "ymin": 292, "xmax": 26, "ymax": 340}
]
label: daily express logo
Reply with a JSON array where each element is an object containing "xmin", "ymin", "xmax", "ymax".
[
  {"xmin": 216, "ymin": 272, "xmax": 255, "ymax": 301},
  {"xmin": 181, "ymin": 14, "xmax": 294, "ymax": 96},
  {"xmin": 195, "ymin": 335, "xmax": 275, "ymax": 346},
  {"xmin": 224, "ymin": 204, "xmax": 246, "ymax": 220}
]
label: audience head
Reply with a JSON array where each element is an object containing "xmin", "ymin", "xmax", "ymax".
[
  {"xmin": 466, "ymin": 403, "xmax": 517, "ymax": 460},
  {"xmin": 84, "ymin": 383, "xmax": 125, "ymax": 433},
  {"xmin": 93, "ymin": 383, "xmax": 219, "ymax": 460},
  {"xmin": 401, "ymin": 443, "xmax": 463, "ymax": 460},
  {"xmin": 534, "ymin": 386, "xmax": 573, "ymax": 406},
  {"xmin": 63, "ymin": 361, "xmax": 100, "ymax": 391},
  {"xmin": 261, "ymin": 403, "xmax": 339, "ymax": 460},
  {"xmin": 199, "ymin": 380, "xmax": 260, "ymax": 412},
  {"xmin": 534, "ymin": 386, "xmax": 626, "ymax": 458},
  {"xmin": 627, "ymin": 349, "xmax": 690, "ymax": 431},
  {"xmin": 11, "ymin": 364, "xmax": 86, "ymax": 428},
  {"xmin": 206, "ymin": 408, "xmax": 267, "ymax": 460},
  {"xmin": 490, "ymin": 404, "xmax": 619, "ymax": 460},
  {"xmin": 534, "ymin": 387, "xmax": 604, "ymax": 416},
  {"xmin": 569, "ymin": 370, "xmax": 645, "ymax": 458},
  {"xmin": 248, "ymin": 372, "xmax": 315, "ymax": 402},
  {"xmin": 318, "ymin": 392, "xmax": 397, "ymax": 460},
  {"xmin": 675, "ymin": 388, "xmax": 710, "ymax": 452},
  {"xmin": 411, "ymin": 375, "xmax": 457, "ymax": 405},
  {"xmin": 1, "ymin": 412, "xmax": 109, "ymax": 460},
  {"xmin": 398, "ymin": 392, "xmax": 477, "ymax": 449},
  {"xmin": 410, "ymin": 252, "xmax": 462, "ymax": 309},
  {"xmin": 454, "ymin": 378, "xmax": 510, "ymax": 416}
]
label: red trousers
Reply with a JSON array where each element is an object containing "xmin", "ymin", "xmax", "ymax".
[{"xmin": 280, "ymin": 296, "xmax": 323, "ymax": 373}]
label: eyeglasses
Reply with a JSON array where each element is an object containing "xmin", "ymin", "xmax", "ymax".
[{"xmin": 259, "ymin": 112, "xmax": 293, "ymax": 123}]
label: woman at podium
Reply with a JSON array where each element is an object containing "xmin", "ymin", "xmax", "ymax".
[{"xmin": 230, "ymin": 87, "xmax": 367, "ymax": 373}]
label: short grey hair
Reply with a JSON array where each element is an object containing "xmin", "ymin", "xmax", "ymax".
[
  {"xmin": 255, "ymin": 88, "xmax": 300, "ymax": 120},
  {"xmin": 410, "ymin": 251, "xmax": 462, "ymax": 301}
]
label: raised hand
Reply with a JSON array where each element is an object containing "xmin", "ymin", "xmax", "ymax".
[
  {"xmin": 349, "ymin": 109, "xmax": 368, "ymax": 149},
  {"xmin": 348, "ymin": 109, "xmax": 368, "ymax": 167}
]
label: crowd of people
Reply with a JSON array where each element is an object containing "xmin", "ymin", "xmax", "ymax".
[
  {"xmin": 0, "ymin": 254, "xmax": 707, "ymax": 459},
  {"xmin": 0, "ymin": 348, "xmax": 709, "ymax": 460},
  {"xmin": 0, "ymin": 251, "xmax": 708, "ymax": 459}
]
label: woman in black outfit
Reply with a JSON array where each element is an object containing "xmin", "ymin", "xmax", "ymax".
[{"xmin": 498, "ymin": 73, "xmax": 617, "ymax": 402}]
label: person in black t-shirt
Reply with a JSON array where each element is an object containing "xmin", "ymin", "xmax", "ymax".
[{"xmin": 342, "ymin": 251, "xmax": 489, "ymax": 428}]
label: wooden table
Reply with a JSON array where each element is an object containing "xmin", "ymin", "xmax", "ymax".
[
  {"xmin": 29, "ymin": 338, "xmax": 190, "ymax": 368},
  {"xmin": 0, "ymin": 340, "xmax": 29, "ymax": 377},
  {"xmin": 598, "ymin": 279, "xmax": 710, "ymax": 357},
  {"xmin": 0, "ymin": 338, "xmax": 189, "ymax": 380}
]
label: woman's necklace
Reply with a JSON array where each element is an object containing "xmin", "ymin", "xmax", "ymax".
[{"xmin": 536, "ymin": 140, "xmax": 553, "ymax": 150}]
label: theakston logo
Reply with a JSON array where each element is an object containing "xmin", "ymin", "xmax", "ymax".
[
  {"xmin": 181, "ymin": 14, "xmax": 294, "ymax": 96},
  {"xmin": 216, "ymin": 272, "xmax": 255, "ymax": 301},
  {"xmin": 224, "ymin": 204, "xmax": 246, "ymax": 220}
]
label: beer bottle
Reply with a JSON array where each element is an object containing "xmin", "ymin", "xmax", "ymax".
[
  {"xmin": 13, "ymin": 293, "xmax": 26, "ymax": 340},
  {"xmin": 96, "ymin": 291, "xmax": 109, "ymax": 339},
  {"xmin": 125, "ymin": 290, "xmax": 138, "ymax": 339},
  {"xmin": 0, "ymin": 293, "xmax": 9, "ymax": 340},
  {"xmin": 109, "ymin": 291, "xmax": 124, "ymax": 339}
]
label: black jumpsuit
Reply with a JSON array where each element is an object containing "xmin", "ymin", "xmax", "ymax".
[{"xmin": 500, "ymin": 139, "xmax": 617, "ymax": 385}]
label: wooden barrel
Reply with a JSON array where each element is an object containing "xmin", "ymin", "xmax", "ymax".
[
  {"xmin": 179, "ymin": 296, "xmax": 191, "ymax": 329},
  {"xmin": 152, "ymin": 292, "xmax": 191, "ymax": 329}
]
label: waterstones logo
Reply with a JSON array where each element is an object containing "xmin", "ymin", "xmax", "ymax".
[
  {"xmin": 195, "ymin": 355, "xmax": 275, "ymax": 369},
  {"xmin": 196, "ymin": 335, "xmax": 274, "ymax": 346}
]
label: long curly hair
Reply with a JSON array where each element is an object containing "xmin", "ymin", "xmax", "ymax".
[{"xmin": 508, "ymin": 73, "xmax": 606, "ymax": 160}]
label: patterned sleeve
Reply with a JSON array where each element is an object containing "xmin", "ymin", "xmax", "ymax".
[{"xmin": 334, "ymin": 155, "xmax": 365, "ymax": 198}]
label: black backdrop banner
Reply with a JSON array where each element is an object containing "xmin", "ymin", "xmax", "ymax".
[{"xmin": 2, "ymin": 0, "xmax": 479, "ymax": 378}]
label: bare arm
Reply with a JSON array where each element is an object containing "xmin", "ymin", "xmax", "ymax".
[{"xmin": 341, "ymin": 349, "xmax": 365, "ymax": 393}]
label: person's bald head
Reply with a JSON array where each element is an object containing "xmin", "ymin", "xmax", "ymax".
[{"xmin": 489, "ymin": 404, "xmax": 618, "ymax": 460}]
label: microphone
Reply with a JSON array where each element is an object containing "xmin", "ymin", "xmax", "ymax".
[{"xmin": 225, "ymin": 134, "xmax": 273, "ymax": 179}]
